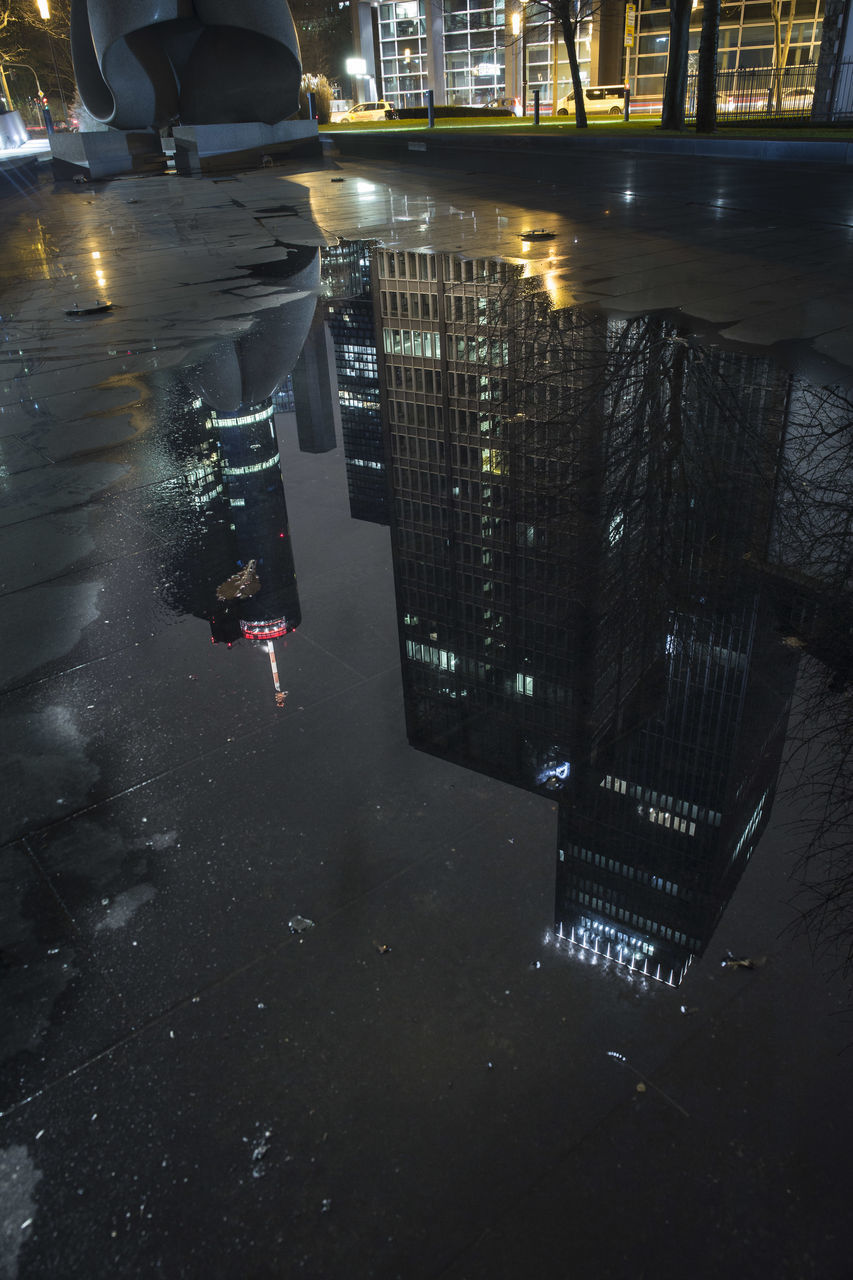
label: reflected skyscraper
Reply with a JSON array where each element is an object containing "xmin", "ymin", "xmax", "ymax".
[
  {"xmin": 324, "ymin": 240, "xmax": 388, "ymax": 525},
  {"xmin": 154, "ymin": 246, "xmax": 320, "ymax": 702},
  {"xmin": 369, "ymin": 245, "xmax": 800, "ymax": 985}
]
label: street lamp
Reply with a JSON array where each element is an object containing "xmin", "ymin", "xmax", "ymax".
[
  {"xmin": 32, "ymin": 0, "xmax": 68, "ymax": 121},
  {"xmin": 511, "ymin": 3, "xmax": 527, "ymax": 117},
  {"xmin": 3, "ymin": 61, "xmax": 49, "ymax": 130},
  {"xmin": 4, "ymin": 61, "xmax": 44, "ymax": 98}
]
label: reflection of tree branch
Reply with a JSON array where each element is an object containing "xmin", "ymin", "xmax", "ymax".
[{"xmin": 470, "ymin": 263, "xmax": 853, "ymax": 984}]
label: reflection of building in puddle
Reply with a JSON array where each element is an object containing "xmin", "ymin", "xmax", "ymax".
[
  {"xmin": 159, "ymin": 245, "xmax": 320, "ymax": 704},
  {"xmin": 323, "ymin": 240, "xmax": 388, "ymax": 525},
  {"xmin": 206, "ymin": 399, "xmax": 301, "ymax": 704},
  {"xmin": 368, "ymin": 245, "xmax": 801, "ymax": 986}
]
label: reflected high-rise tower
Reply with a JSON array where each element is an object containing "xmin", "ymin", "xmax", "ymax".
[
  {"xmin": 324, "ymin": 240, "xmax": 388, "ymax": 525},
  {"xmin": 369, "ymin": 245, "xmax": 799, "ymax": 985},
  {"xmin": 157, "ymin": 246, "xmax": 320, "ymax": 702}
]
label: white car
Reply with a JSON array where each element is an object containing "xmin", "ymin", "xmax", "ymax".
[
  {"xmin": 333, "ymin": 100, "xmax": 397, "ymax": 123},
  {"xmin": 555, "ymin": 85, "xmax": 626, "ymax": 118}
]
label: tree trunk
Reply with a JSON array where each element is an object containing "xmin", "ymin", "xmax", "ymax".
[
  {"xmin": 559, "ymin": 9, "xmax": 588, "ymax": 128},
  {"xmin": 695, "ymin": 0, "xmax": 720, "ymax": 132},
  {"xmin": 661, "ymin": 0, "xmax": 692, "ymax": 130},
  {"xmin": 771, "ymin": 0, "xmax": 783, "ymax": 111}
]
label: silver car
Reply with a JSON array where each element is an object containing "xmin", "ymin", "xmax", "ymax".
[{"xmin": 555, "ymin": 85, "xmax": 626, "ymax": 118}]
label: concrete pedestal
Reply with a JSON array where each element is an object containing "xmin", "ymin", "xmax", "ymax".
[
  {"xmin": 0, "ymin": 110, "xmax": 29, "ymax": 149},
  {"xmin": 172, "ymin": 120, "xmax": 319, "ymax": 174},
  {"xmin": 49, "ymin": 129, "xmax": 165, "ymax": 180}
]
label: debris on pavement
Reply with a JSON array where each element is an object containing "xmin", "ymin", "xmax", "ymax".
[
  {"xmin": 288, "ymin": 915, "xmax": 316, "ymax": 935},
  {"xmin": 720, "ymin": 950, "xmax": 758, "ymax": 970},
  {"xmin": 251, "ymin": 1129, "xmax": 273, "ymax": 1177},
  {"xmin": 374, "ymin": 942, "xmax": 391, "ymax": 954}
]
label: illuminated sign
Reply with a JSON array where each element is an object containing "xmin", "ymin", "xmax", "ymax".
[
  {"xmin": 624, "ymin": 3, "xmax": 637, "ymax": 47},
  {"xmin": 241, "ymin": 619, "xmax": 294, "ymax": 640}
]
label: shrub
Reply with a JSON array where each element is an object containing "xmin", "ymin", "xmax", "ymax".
[{"xmin": 299, "ymin": 74, "xmax": 333, "ymax": 124}]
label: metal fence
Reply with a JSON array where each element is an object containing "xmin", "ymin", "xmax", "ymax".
[
  {"xmin": 824, "ymin": 58, "xmax": 853, "ymax": 120},
  {"xmin": 684, "ymin": 63, "xmax": 817, "ymax": 122}
]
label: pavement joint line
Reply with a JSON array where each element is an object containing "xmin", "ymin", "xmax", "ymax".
[
  {"xmin": 1, "ymin": 661, "xmax": 405, "ymax": 848},
  {"xmin": 1, "ymin": 649, "xmax": 115, "ymax": 699},
  {"xmin": 0, "ymin": 800, "xmax": 504, "ymax": 1123},
  {"xmin": 0, "ymin": 548, "xmax": 153, "ymax": 604}
]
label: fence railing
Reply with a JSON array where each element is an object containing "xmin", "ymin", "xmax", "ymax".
[
  {"xmin": 825, "ymin": 58, "xmax": 853, "ymax": 120},
  {"xmin": 684, "ymin": 64, "xmax": 817, "ymax": 122}
]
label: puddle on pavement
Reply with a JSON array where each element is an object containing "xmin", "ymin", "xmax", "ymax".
[{"xmin": 124, "ymin": 236, "xmax": 852, "ymax": 990}]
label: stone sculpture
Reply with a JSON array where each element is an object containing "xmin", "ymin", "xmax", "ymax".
[{"xmin": 70, "ymin": 0, "xmax": 302, "ymax": 131}]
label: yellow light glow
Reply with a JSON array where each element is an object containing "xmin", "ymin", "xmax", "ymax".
[
  {"xmin": 36, "ymin": 0, "xmax": 50, "ymax": 18},
  {"xmin": 511, "ymin": 12, "xmax": 520, "ymax": 34},
  {"xmin": 91, "ymin": 250, "xmax": 100, "ymax": 259}
]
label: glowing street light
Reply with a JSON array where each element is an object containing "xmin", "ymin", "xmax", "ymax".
[{"xmin": 36, "ymin": 0, "xmax": 50, "ymax": 18}]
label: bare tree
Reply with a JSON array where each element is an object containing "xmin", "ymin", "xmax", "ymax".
[
  {"xmin": 0, "ymin": 0, "xmax": 73, "ymax": 113},
  {"xmin": 770, "ymin": 0, "xmax": 796, "ymax": 112},
  {"xmin": 695, "ymin": 0, "xmax": 720, "ymax": 132},
  {"xmin": 521, "ymin": 0, "xmax": 606, "ymax": 128},
  {"xmin": 661, "ymin": 0, "xmax": 692, "ymax": 130}
]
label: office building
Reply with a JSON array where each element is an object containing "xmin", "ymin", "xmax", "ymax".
[
  {"xmin": 325, "ymin": 240, "xmax": 389, "ymax": 524},
  {"xmin": 348, "ymin": 0, "xmax": 824, "ymax": 107},
  {"xmin": 369, "ymin": 245, "xmax": 799, "ymax": 985}
]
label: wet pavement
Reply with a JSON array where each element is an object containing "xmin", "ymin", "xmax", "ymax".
[{"xmin": 1, "ymin": 150, "xmax": 852, "ymax": 1279}]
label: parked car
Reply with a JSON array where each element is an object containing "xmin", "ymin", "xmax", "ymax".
[
  {"xmin": 333, "ymin": 100, "xmax": 397, "ymax": 123},
  {"xmin": 484, "ymin": 96, "xmax": 522, "ymax": 117},
  {"xmin": 555, "ymin": 85, "xmax": 626, "ymax": 117}
]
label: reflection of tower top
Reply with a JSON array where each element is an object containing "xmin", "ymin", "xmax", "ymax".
[{"xmin": 209, "ymin": 397, "xmax": 301, "ymax": 644}]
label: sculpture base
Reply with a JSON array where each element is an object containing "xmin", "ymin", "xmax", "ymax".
[
  {"xmin": 172, "ymin": 120, "xmax": 319, "ymax": 174},
  {"xmin": 49, "ymin": 130, "xmax": 166, "ymax": 180},
  {"xmin": 0, "ymin": 111, "xmax": 29, "ymax": 150}
]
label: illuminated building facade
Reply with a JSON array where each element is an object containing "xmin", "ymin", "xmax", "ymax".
[
  {"xmin": 207, "ymin": 399, "xmax": 301, "ymax": 645},
  {"xmin": 626, "ymin": 0, "xmax": 824, "ymax": 100},
  {"xmin": 324, "ymin": 240, "xmax": 389, "ymax": 524},
  {"xmin": 369, "ymin": 244, "xmax": 798, "ymax": 985},
  {"xmin": 355, "ymin": 0, "xmax": 614, "ymax": 107},
  {"xmin": 164, "ymin": 246, "xmax": 320, "ymax": 697},
  {"xmin": 349, "ymin": 0, "xmax": 822, "ymax": 107}
]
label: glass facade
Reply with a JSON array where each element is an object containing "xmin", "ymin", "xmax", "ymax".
[
  {"xmin": 361, "ymin": 243, "xmax": 801, "ymax": 986},
  {"xmin": 443, "ymin": 0, "xmax": 506, "ymax": 104},
  {"xmin": 368, "ymin": 0, "xmax": 824, "ymax": 108},
  {"xmin": 627, "ymin": 0, "xmax": 824, "ymax": 99},
  {"xmin": 378, "ymin": 0, "xmax": 430, "ymax": 106},
  {"xmin": 522, "ymin": 6, "xmax": 595, "ymax": 105},
  {"xmin": 325, "ymin": 242, "xmax": 389, "ymax": 524}
]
